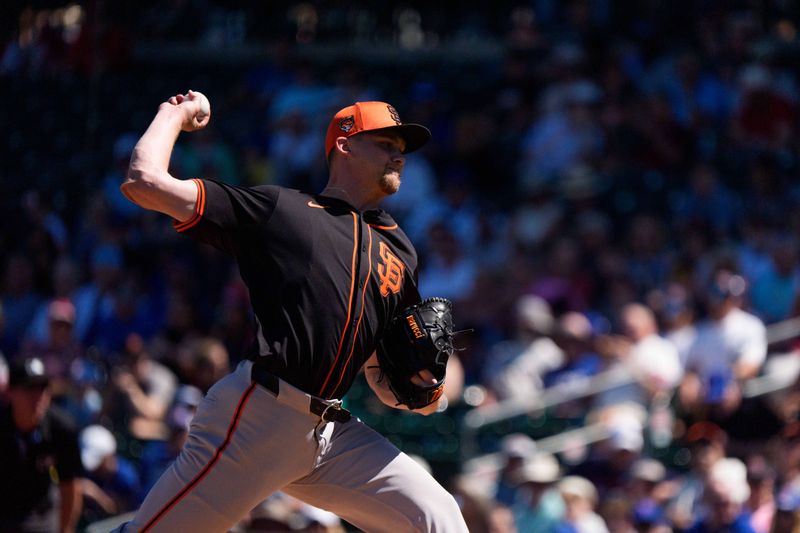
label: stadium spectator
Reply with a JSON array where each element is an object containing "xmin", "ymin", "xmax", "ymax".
[
  {"xmin": 734, "ymin": 63, "xmax": 796, "ymax": 149},
  {"xmin": 542, "ymin": 311, "xmax": 603, "ymax": 418},
  {"xmin": 494, "ymin": 433, "xmax": 539, "ymax": 507},
  {"xmin": 776, "ymin": 422, "xmax": 800, "ymax": 523},
  {"xmin": 627, "ymin": 458, "xmax": 673, "ymax": 532},
  {"xmin": 668, "ymin": 421, "xmax": 728, "ymax": 529},
  {"xmin": 744, "ymin": 455, "xmax": 776, "ymax": 533},
  {"xmin": 108, "ymin": 333, "xmax": 177, "ymax": 441},
  {"xmin": 71, "ymin": 243, "xmax": 124, "ymax": 346},
  {"xmin": 418, "ymin": 221, "xmax": 479, "ymax": 303},
  {"xmin": 569, "ymin": 413, "xmax": 644, "ymax": 496},
  {"xmin": 679, "ymin": 269, "xmax": 767, "ymax": 422},
  {"xmin": 656, "ymin": 282, "xmax": 698, "ymax": 368},
  {"xmin": 512, "ymin": 451, "xmax": 565, "ymax": 532},
  {"xmin": 19, "ymin": 299, "xmax": 83, "ymax": 396},
  {"xmin": 683, "ymin": 458, "xmax": 754, "ymax": 533},
  {"xmin": 750, "ymin": 236, "xmax": 800, "ymax": 324},
  {"xmin": 591, "ymin": 303, "xmax": 682, "ymax": 425},
  {"xmin": 485, "ymin": 295, "xmax": 562, "ymax": 403},
  {"xmin": 138, "ymin": 395, "xmax": 195, "ymax": 499},
  {"xmin": 555, "ymin": 475, "xmax": 609, "ymax": 533},
  {"xmin": 0, "ymin": 357, "xmax": 83, "ymax": 532},
  {"xmin": 175, "ymin": 337, "xmax": 230, "ymax": 394},
  {"xmin": 79, "ymin": 424, "xmax": 141, "ymax": 521},
  {"xmin": 24, "ymin": 257, "xmax": 82, "ymax": 345}
]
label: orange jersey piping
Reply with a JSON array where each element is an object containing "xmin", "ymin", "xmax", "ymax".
[
  {"xmin": 318, "ymin": 211, "xmax": 359, "ymax": 396},
  {"xmin": 141, "ymin": 382, "xmax": 256, "ymax": 532},
  {"xmin": 174, "ymin": 179, "xmax": 206, "ymax": 232},
  {"xmin": 329, "ymin": 225, "xmax": 374, "ymax": 396},
  {"xmin": 368, "ymin": 223, "xmax": 398, "ymax": 231}
]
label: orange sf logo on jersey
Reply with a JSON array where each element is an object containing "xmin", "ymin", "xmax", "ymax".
[{"xmin": 377, "ymin": 242, "xmax": 405, "ymax": 297}]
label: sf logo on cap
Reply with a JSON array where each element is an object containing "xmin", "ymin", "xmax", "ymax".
[
  {"xmin": 339, "ymin": 116, "xmax": 355, "ymax": 133},
  {"xmin": 386, "ymin": 105, "xmax": 402, "ymax": 125}
]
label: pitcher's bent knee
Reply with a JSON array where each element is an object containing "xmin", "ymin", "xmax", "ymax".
[
  {"xmin": 416, "ymin": 485, "xmax": 467, "ymax": 532},
  {"xmin": 434, "ymin": 496, "xmax": 466, "ymax": 530}
]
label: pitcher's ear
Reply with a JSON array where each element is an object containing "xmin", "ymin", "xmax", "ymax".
[{"xmin": 336, "ymin": 137, "xmax": 351, "ymax": 153}]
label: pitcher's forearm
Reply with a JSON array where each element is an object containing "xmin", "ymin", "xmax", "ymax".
[
  {"xmin": 128, "ymin": 106, "xmax": 183, "ymax": 181},
  {"xmin": 121, "ymin": 101, "xmax": 200, "ymax": 220}
]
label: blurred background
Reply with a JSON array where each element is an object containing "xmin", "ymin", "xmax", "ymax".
[{"xmin": 3, "ymin": 1, "xmax": 800, "ymax": 531}]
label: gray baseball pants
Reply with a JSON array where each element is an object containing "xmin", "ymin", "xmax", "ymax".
[{"xmin": 115, "ymin": 360, "xmax": 467, "ymax": 532}]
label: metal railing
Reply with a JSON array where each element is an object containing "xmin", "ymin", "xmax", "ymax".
[
  {"xmin": 460, "ymin": 315, "xmax": 800, "ymax": 467},
  {"xmin": 463, "ymin": 366, "xmax": 635, "ymax": 430}
]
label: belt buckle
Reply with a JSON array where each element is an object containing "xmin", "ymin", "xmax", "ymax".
[{"xmin": 320, "ymin": 399, "xmax": 343, "ymax": 423}]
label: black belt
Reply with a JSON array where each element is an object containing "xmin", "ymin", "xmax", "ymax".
[{"xmin": 250, "ymin": 364, "xmax": 351, "ymax": 423}]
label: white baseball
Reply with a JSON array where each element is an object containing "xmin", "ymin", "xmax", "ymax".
[{"xmin": 194, "ymin": 91, "xmax": 211, "ymax": 120}]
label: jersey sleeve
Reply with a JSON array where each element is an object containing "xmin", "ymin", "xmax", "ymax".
[{"xmin": 174, "ymin": 179, "xmax": 280, "ymax": 255}]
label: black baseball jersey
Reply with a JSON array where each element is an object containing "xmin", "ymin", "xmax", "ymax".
[{"xmin": 176, "ymin": 179, "xmax": 421, "ymax": 399}]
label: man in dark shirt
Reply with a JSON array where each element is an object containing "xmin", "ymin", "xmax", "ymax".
[
  {"xmin": 117, "ymin": 92, "xmax": 467, "ymax": 531},
  {"xmin": 0, "ymin": 357, "xmax": 82, "ymax": 533}
]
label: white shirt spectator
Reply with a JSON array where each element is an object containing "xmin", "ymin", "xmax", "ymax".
[
  {"xmin": 596, "ymin": 333, "xmax": 682, "ymax": 410},
  {"xmin": 629, "ymin": 334, "xmax": 684, "ymax": 389},
  {"xmin": 489, "ymin": 337, "xmax": 564, "ymax": 402},
  {"xmin": 686, "ymin": 308, "xmax": 767, "ymax": 379},
  {"xmin": 666, "ymin": 324, "xmax": 697, "ymax": 369}
]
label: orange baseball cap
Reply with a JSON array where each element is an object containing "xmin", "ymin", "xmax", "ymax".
[{"xmin": 325, "ymin": 101, "xmax": 431, "ymax": 158}]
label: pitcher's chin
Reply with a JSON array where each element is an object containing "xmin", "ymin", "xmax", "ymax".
[{"xmin": 379, "ymin": 172, "xmax": 402, "ymax": 195}]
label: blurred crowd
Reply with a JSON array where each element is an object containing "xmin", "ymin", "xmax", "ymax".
[{"xmin": 3, "ymin": 1, "xmax": 800, "ymax": 531}]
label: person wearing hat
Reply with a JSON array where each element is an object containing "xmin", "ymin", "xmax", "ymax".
[
  {"xmin": 555, "ymin": 475, "xmax": 609, "ymax": 533},
  {"xmin": 79, "ymin": 424, "xmax": 141, "ymax": 522},
  {"xmin": 512, "ymin": 452, "xmax": 565, "ymax": 533},
  {"xmin": 630, "ymin": 458, "xmax": 668, "ymax": 501},
  {"xmin": 494, "ymin": 432, "xmax": 539, "ymax": 506},
  {"xmin": 683, "ymin": 458, "xmax": 755, "ymax": 533},
  {"xmin": 116, "ymin": 92, "xmax": 466, "ymax": 532},
  {"xmin": 0, "ymin": 357, "xmax": 83, "ymax": 532},
  {"xmin": 568, "ymin": 413, "xmax": 645, "ymax": 497}
]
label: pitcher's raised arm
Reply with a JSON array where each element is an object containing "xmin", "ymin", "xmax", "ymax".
[{"xmin": 121, "ymin": 90, "xmax": 211, "ymax": 222}]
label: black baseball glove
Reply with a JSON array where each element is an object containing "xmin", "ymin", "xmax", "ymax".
[{"xmin": 376, "ymin": 297, "xmax": 455, "ymax": 410}]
